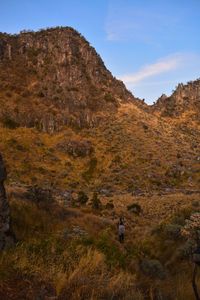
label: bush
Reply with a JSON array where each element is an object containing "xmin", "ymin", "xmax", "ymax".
[
  {"xmin": 170, "ymin": 215, "xmax": 185, "ymax": 226},
  {"xmin": 177, "ymin": 239, "xmax": 196, "ymax": 259},
  {"xmin": 77, "ymin": 191, "xmax": 88, "ymax": 205},
  {"xmin": 82, "ymin": 157, "xmax": 97, "ymax": 183},
  {"xmin": 140, "ymin": 259, "xmax": 166, "ymax": 280},
  {"xmin": 113, "ymin": 155, "xmax": 121, "ymax": 163},
  {"xmin": 68, "ymin": 86, "xmax": 79, "ymax": 91},
  {"xmin": 165, "ymin": 224, "xmax": 182, "ymax": 239},
  {"xmin": 38, "ymin": 91, "xmax": 45, "ymax": 97},
  {"xmin": 0, "ymin": 116, "xmax": 20, "ymax": 129},
  {"xmin": 127, "ymin": 203, "xmax": 141, "ymax": 215},
  {"xmin": 104, "ymin": 93, "xmax": 116, "ymax": 103},
  {"xmin": 105, "ymin": 201, "xmax": 114, "ymax": 210},
  {"xmin": 91, "ymin": 192, "xmax": 102, "ymax": 210}
]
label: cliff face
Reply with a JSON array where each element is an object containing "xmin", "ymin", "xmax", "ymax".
[
  {"xmin": 153, "ymin": 79, "xmax": 200, "ymax": 117},
  {"xmin": 0, "ymin": 153, "xmax": 15, "ymax": 251},
  {"xmin": 0, "ymin": 27, "xmax": 142, "ymax": 133}
]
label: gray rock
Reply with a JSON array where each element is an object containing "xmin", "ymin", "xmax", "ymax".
[
  {"xmin": 115, "ymin": 190, "xmax": 123, "ymax": 195},
  {"xmin": 62, "ymin": 190, "xmax": 74, "ymax": 203},
  {"xmin": 103, "ymin": 218, "xmax": 111, "ymax": 225},
  {"xmin": 99, "ymin": 188, "xmax": 111, "ymax": 197},
  {"xmin": 73, "ymin": 226, "xmax": 88, "ymax": 237},
  {"xmin": 0, "ymin": 153, "xmax": 16, "ymax": 251}
]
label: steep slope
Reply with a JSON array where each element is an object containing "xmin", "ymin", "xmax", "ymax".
[{"xmin": 0, "ymin": 27, "xmax": 144, "ymax": 133}]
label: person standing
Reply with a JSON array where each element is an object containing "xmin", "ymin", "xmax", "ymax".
[{"xmin": 118, "ymin": 219, "xmax": 125, "ymax": 243}]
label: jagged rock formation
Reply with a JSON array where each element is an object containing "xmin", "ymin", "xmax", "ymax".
[
  {"xmin": 0, "ymin": 153, "xmax": 15, "ymax": 250},
  {"xmin": 153, "ymin": 79, "xmax": 200, "ymax": 117},
  {"xmin": 0, "ymin": 27, "xmax": 144, "ymax": 133}
]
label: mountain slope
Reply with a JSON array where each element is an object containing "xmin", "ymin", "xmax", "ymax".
[{"xmin": 0, "ymin": 27, "xmax": 144, "ymax": 133}]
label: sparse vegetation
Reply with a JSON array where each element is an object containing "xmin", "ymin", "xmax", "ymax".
[{"xmin": 127, "ymin": 203, "xmax": 141, "ymax": 215}]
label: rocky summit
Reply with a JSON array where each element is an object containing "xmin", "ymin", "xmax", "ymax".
[
  {"xmin": 0, "ymin": 27, "xmax": 143, "ymax": 133},
  {"xmin": 0, "ymin": 153, "xmax": 15, "ymax": 250}
]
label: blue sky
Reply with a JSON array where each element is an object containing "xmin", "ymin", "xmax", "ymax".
[{"xmin": 1, "ymin": 0, "xmax": 200, "ymax": 104}]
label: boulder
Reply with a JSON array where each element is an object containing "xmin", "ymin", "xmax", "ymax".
[{"xmin": 0, "ymin": 153, "xmax": 15, "ymax": 250}]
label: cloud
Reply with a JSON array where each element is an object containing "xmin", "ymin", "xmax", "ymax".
[{"xmin": 118, "ymin": 53, "xmax": 186, "ymax": 87}]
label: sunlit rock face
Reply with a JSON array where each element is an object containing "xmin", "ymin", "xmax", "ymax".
[
  {"xmin": 0, "ymin": 153, "xmax": 15, "ymax": 251},
  {"xmin": 0, "ymin": 27, "xmax": 144, "ymax": 133}
]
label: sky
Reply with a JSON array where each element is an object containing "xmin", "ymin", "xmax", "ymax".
[{"xmin": 1, "ymin": 0, "xmax": 200, "ymax": 104}]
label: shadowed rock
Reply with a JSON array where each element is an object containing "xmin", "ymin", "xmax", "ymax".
[{"xmin": 0, "ymin": 153, "xmax": 15, "ymax": 251}]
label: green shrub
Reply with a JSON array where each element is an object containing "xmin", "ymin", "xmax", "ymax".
[
  {"xmin": 170, "ymin": 215, "xmax": 185, "ymax": 226},
  {"xmin": 68, "ymin": 87, "xmax": 79, "ymax": 91},
  {"xmin": 82, "ymin": 157, "xmax": 97, "ymax": 182},
  {"xmin": 91, "ymin": 192, "xmax": 102, "ymax": 210},
  {"xmin": 104, "ymin": 93, "xmax": 116, "ymax": 103},
  {"xmin": 78, "ymin": 191, "xmax": 88, "ymax": 205},
  {"xmin": 38, "ymin": 91, "xmax": 45, "ymax": 97},
  {"xmin": 140, "ymin": 259, "xmax": 166, "ymax": 280},
  {"xmin": 105, "ymin": 201, "xmax": 114, "ymax": 210},
  {"xmin": 165, "ymin": 224, "xmax": 182, "ymax": 239},
  {"xmin": 127, "ymin": 203, "xmax": 141, "ymax": 215},
  {"xmin": 112, "ymin": 155, "xmax": 121, "ymax": 163},
  {"xmin": 192, "ymin": 201, "xmax": 199, "ymax": 207},
  {"xmin": 177, "ymin": 239, "xmax": 196, "ymax": 259},
  {"xmin": 56, "ymin": 87, "xmax": 63, "ymax": 93},
  {"xmin": 0, "ymin": 116, "xmax": 20, "ymax": 129}
]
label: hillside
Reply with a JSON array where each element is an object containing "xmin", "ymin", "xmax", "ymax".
[{"xmin": 0, "ymin": 27, "xmax": 200, "ymax": 299}]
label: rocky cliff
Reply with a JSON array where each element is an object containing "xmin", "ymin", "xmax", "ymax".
[
  {"xmin": 0, "ymin": 153, "xmax": 15, "ymax": 251},
  {"xmin": 153, "ymin": 79, "xmax": 200, "ymax": 117},
  {"xmin": 0, "ymin": 27, "xmax": 143, "ymax": 133}
]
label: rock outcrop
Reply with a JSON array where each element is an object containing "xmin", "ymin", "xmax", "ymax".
[
  {"xmin": 153, "ymin": 79, "xmax": 200, "ymax": 117},
  {"xmin": 0, "ymin": 154, "xmax": 15, "ymax": 250}
]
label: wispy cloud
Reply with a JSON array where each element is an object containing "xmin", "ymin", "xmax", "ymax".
[{"xmin": 118, "ymin": 53, "xmax": 186, "ymax": 87}]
